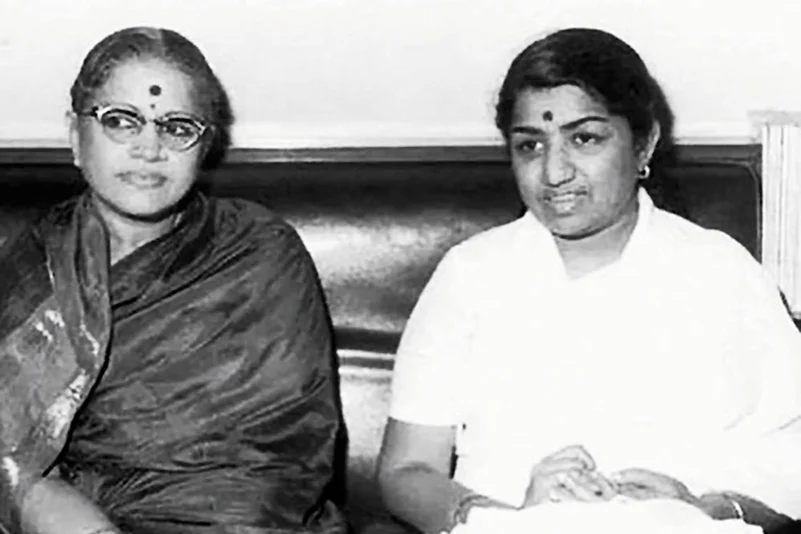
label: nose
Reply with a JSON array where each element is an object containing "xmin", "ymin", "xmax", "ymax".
[
  {"xmin": 130, "ymin": 123, "xmax": 166, "ymax": 162},
  {"xmin": 543, "ymin": 145, "xmax": 574, "ymax": 187}
]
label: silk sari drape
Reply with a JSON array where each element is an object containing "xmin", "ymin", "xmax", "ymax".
[{"xmin": 0, "ymin": 193, "xmax": 346, "ymax": 533}]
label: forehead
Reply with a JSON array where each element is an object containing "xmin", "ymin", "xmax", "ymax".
[
  {"xmin": 511, "ymin": 85, "xmax": 610, "ymax": 126},
  {"xmin": 95, "ymin": 58, "xmax": 201, "ymax": 114}
]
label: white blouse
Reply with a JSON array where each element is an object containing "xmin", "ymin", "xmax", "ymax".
[{"xmin": 389, "ymin": 189, "xmax": 801, "ymax": 516}]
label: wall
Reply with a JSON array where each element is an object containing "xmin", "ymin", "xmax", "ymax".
[{"xmin": 1, "ymin": 0, "xmax": 799, "ymax": 147}]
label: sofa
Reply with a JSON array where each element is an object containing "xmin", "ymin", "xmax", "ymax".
[{"xmin": 0, "ymin": 143, "xmax": 779, "ymax": 532}]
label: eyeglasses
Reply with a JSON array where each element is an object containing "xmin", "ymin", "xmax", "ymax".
[{"xmin": 79, "ymin": 104, "xmax": 211, "ymax": 152}]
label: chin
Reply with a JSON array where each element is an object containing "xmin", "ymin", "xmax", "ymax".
[
  {"xmin": 542, "ymin": 215, "xmax": 596, "ymax": 240},
  {"xmin": 124, "ymin": 208, "xmax": 179, "ymax": 223},
  {"xmin": 549, "ymin": 219, "xmax": 613, "ymax": 240},
  {"xmin": 550, "ymin": 227, "xmax": 593, "ymax": 240},
  {"xmin": 98, "ymin": 195, "xmax": 180, "ymax": 223}
]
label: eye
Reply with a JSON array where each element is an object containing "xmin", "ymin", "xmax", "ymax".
[
  {"xmin": 572, "ymin": 132, "xmax": 602, "ymax": 146},
  {"xmin": 159, "ymin": 118, "xmax": 203, "ymax": 140},
  {"xmin": 512, "ymin": 138, "xmax": 544, "ymax": 156},
  {"xmin": 99, "ymin": 109, "xmax": 142, "ymax": 131}
]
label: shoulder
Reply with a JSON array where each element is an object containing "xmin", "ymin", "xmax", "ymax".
[
  {"xmin": 210, "ymin": 197, "xmax": 296, "ymax": 236},
  {"xmin": 0, "ymin": 210, "xmax": 29, "ymax": 252},
  {"xmin": 193, "ymin": 197, "xmax": 321, "ymax": 294},
  {"xmin": 208, "ymin": 197, "xmax": 308, "ymax": 259},
  {"xmin": 421, "ymin": 215, "xmax": 547, "ymax": 300},
  {"xmin": 442, "ymin": 216, "xmax": 530, "ymax": 270},
  {"xmin": 649, "ymin": 206, "xmax": 766, "ymax": 286},
  {"xmin": 651, "ymin": 207, "xmax": 754, "ymax": 260}
]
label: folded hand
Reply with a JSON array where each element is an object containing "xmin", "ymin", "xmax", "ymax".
[
  {"xmin": 523, "ymin": 445, "xmax": 617, "ymax": 507},
  {"xmin": 609, "ymin": 468, "xmax": 700, "ymax": 506}
]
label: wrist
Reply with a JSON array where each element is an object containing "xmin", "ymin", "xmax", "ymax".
[
  {"xmin": 723, "ymin": 493, "xmax": 746, "ymax": 521},
  {"xmin": 445, "ymin": 492, "xmax": 485, "ymax": 532},
  {"xmin": 447, "ymin": 491, "xmax": 515, "ymax": 531},
  {"xmin": 698, "ymin": 492, "xmax": 744, "ymax": 521}
]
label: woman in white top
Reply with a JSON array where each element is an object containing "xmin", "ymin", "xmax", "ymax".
[{"xmin": 376, "ymin": 27, "xmax": 801, "ymax": 534}]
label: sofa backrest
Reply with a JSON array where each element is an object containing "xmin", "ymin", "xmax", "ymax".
[
  {"xmin": 0, "ymin": 145, "xmax": 761, "ymax": 348},
  {"xmin": 0, "ymin": 144, "xmax": 763, "ymax": 531}
]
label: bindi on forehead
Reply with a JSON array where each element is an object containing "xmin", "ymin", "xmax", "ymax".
[
  {"xmin": 542, "ymin": 110, "xmax": 553, "ymax": 122},
  {"xmin": 148, "ymin": 84, "xmax": 162, "ymax": 110}
]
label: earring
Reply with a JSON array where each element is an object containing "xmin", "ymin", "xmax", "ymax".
[{"xmin": 638, "ymin": 164, "xmax": 651, "ymax": 180}]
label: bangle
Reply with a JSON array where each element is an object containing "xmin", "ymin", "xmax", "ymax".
[
  {"xmin": 451, "ymin": 492, "xmax": 487, "ymax": 527},
  {"xmin": 726, "ymin": 495, "xmax": 745, "ymax": 521}
]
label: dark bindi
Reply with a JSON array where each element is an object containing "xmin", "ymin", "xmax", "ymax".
[
  {"xmin": 542, "ymin": 110, "xmax": 553, "ymax": 121},
  {"xmin": 149, "ymin": 84, "xmax": 162, "ymax": 96}
]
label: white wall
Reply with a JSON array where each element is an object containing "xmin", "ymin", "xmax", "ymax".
[{"xmin": 1, "ymin": 0, "xmax": 799, "ymax": 147}]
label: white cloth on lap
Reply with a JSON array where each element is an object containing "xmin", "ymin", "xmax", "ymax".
[{"xmin": 450, "ymin": 500, "xmax": 762, "ymax": 534}]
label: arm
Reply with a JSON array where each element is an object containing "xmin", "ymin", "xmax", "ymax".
[
  {"xmin": 614, "ymin": 241, "xmax": 801, "ymax": 531},
  {"xmin": 377, "ymin": 419, "xmax": 491, "ymax": 534},
  {"xmin": 718, "ymin": 246, "xmax": 801, "ymax": 525},
  {"xmin": 698, "ymin": 492, "xmax": 795, "ymax": 533},
  {"xmin": 377, "ymin": 251, "xmax": 507, "ymax": 534},
  {"xmin": 610, "ymin": 468, "xmax": 794, "ymax": 531},
  {"xmin": 20, "ymin": 469, "xmax": 120, "ymax": 534},
  {"xmin": 377, "ymin": 423, "xmax": 610, "ymax": 534}
]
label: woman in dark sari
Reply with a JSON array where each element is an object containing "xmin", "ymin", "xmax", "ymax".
[{"xmin": 0, "ymin": 27, "xmax": 346, "ymax": 534}]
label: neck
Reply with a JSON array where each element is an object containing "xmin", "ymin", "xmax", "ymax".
[
  {"xmin": 92, "ymin": 195, "xmax": 180, "ymax": 265},
  {"xmin": 553, "ymin": 194, "xmax": 640, "ymax": 280}
]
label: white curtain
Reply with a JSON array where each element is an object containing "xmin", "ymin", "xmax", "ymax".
[{"xmin": 753, "ymin": 110, "xmax": 801, "ymax": 317}]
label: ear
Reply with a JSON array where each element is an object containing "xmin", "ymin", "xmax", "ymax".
[
  {"xmin": 196, "ymin": 127, "xmax": 219, "ymax": 169},
  {"xmin": 638, "ymin": 121, "xmax": 661, "ymax": 169},
  {"xmin": 200, "ymin": 134, "xmax": 213, "ymax": 161},
  {"xmin": 66, "ymin": 111, "xmax": 82, "ymax": 168}
]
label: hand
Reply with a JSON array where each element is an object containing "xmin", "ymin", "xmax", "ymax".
[
  {"xmin": 609, "ymin": 468, "xmax": 700, "ymax": 506},
  {"xmin": 702, "ymin": 491, "xmax": 794, "ymax": 530},
  {"xmin": 696, "ymin": 492, "xmax": 744, "ymax": 521},
  {"xmin": 523, "ymin": 445, "xmax": 616, "ymax": 507}
]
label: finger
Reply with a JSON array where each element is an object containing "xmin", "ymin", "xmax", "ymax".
[
  {"xmin": 615, "ymin": 482, "xmax": 661, "ymax": 500},
  {"xmin": 535, "ymin": 457, "xmax": 590, "ymax": 476},
  {"xmin": 546, "ymin": 480, "xmax": 573, "ymax": 503},
  {"xmin": 610, "ymin": 468, "xmax": 676, "ymax": 496},
  {"xmin": 610, "ymin": 468, "xmax": 667, "ymax": 484},
  {"xmin": 562, "ymin": 471, "xmax": 608, "ymax": 502},
  {"xmin": 584, "ymin": 470, "xmax": 617, "ymax": 500},
  {"xmin": 609, "ymin": 468, "xmax": 658, "ymax": 487},
  {"xmin": 542, "ymin": 445, "xmax": 596, "ymax": 471}
]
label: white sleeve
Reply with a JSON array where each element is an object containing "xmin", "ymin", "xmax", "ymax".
[
  {"xmin": 389, "ymin": 249, "xmax": 475, "ymax": 426},
  {"xmin": 733, "ymin": 247, "xmax": 801, "ymax": 435},
  {"xmin": 705, "ymin": 243, "xmax": 801, "ymax": 517}
]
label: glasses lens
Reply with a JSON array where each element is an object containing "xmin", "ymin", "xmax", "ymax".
[
  {"xmin": 157, "ymin": 117, "xmax": 205, "ymax": 150},
  {"xmin": 97, "ymin": 108, "xmax": 143, "ymax": 143}
]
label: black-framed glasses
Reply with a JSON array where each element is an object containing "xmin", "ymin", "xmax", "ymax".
[{"xmin": 79, "ymin": 104, "xmax": 211, "ymax": 152}]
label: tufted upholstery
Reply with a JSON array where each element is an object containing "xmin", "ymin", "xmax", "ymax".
[{"xmin": 0, "ymin": 144, "xmax": 765, "ymax": 532}]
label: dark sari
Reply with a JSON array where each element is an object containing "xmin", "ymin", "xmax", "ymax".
[{"xmin": 0, "ymin": 192, "xmax": 346, "ymax": 533}]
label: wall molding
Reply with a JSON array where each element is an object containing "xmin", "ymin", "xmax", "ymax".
[{"xmin": 0, "ymin": 143, "xmax": 762, "ymax": 167}]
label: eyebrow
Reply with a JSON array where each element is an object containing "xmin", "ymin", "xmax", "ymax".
[
  {"xmin": 99, "ymin": 103, "xmax": 201, "ymax": 119},
  {"xmin": 510, "ymin": 115, "xmax": 610, "ymax": 135}
]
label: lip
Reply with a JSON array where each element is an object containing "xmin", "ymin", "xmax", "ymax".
[
  {"xmin": 118, "ymin": 171, "xmax": 168, "ymax": 189},
  {"xmin": 542, "ymin": 190, "xmax": 586, "ymax": 214},
  {"xmin": 543, "ymin": 190, "xmax": 587, "ymax": 202}
]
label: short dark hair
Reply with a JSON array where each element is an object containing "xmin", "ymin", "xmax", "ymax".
[
  {"xmin": 70, "ymin": 26, "xmax": 233, "ymax": 168},
  {"xmin": 495, "ymin": 28, "xmax": 675, "ymax": 165}
]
